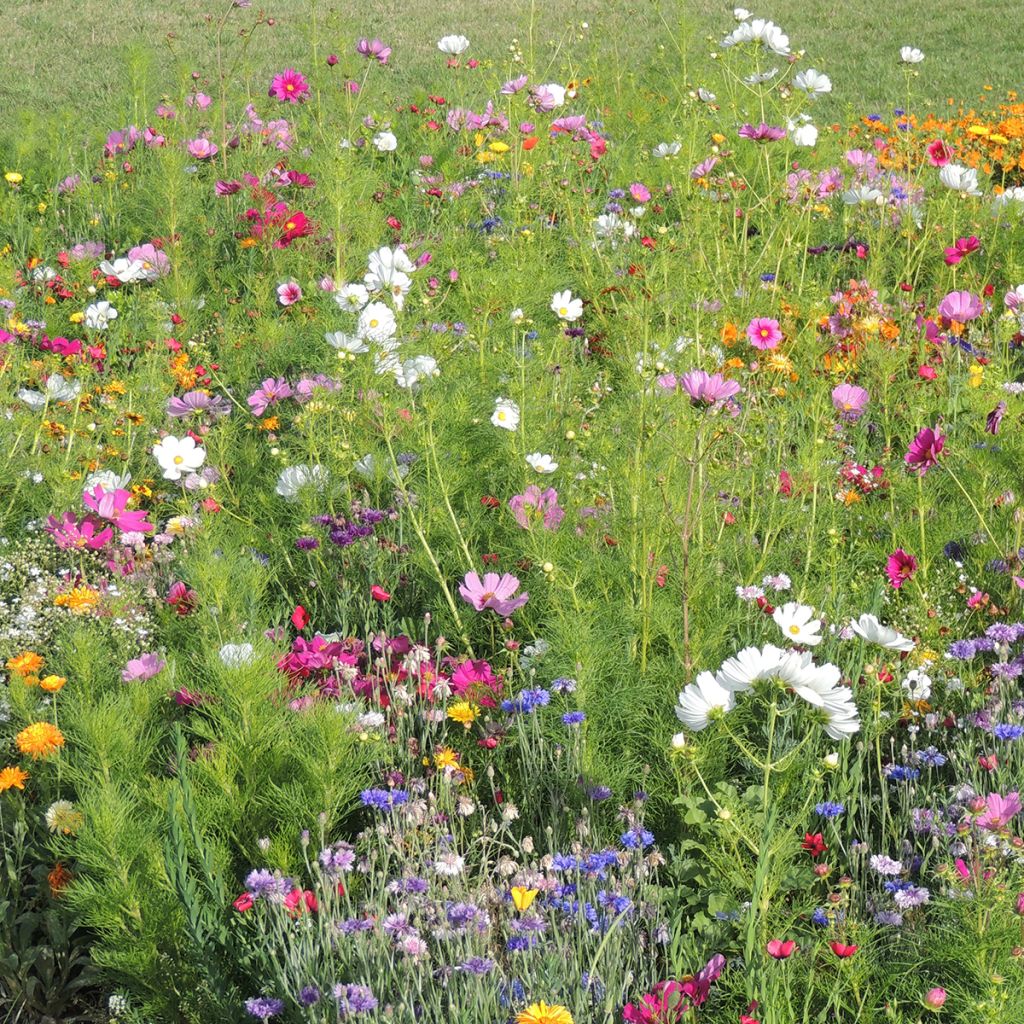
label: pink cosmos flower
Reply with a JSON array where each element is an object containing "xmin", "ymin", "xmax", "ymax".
[
  {"xmin": 747, "ymin": 317, "xmax": 782, "ymax": 349},
  {"xmin": 886, "ymin": 549, "xmax": 918, "ymax": 589},
  {"xmin": 449, "ymin": 658, "xmax": 503, "ymax": 707},
  {"xmin": 937, "ymin": 289, "xmax": 982, "ymax": 323},
  {"xmin": 674, "ymin": 370, "xmax": 742, "ymax": 406},
  {"xmin": 629, "ymin": 182, "xmax": 651, "ymax": 202},
  {"xmin": 247, "ymin": 377, "xmax": 293, "ymax": 416},
  {"xmin": 943, "ymin": 236, "xmax": 979, "ymax": 266},
  {"xmin": 738, "ymin": 123, "xmax": 786, "ymax": 142},
  {"xmin": 127, "ymin": 243, "xmax": 170, "ymax": 278},
  {"xmin": 904, "ymin": 425, "xmax": 945, "ymax": 474},
  {"xmin": 277, "ymin": 281, "xmax": 302, "ymax": 306},
  {"xmin": 831, "ymin": 382, "xmax": 869, "ymax": 421},
  {"xmin": 508, "ymin": 486, "xmax": 564, "ymax": 530},
  {"xmin": 45, "ymin": 511, "xmax": 113, "ymax": 550},
  {"xmin": 186, "ymin": 92, "xmax": 212, "ymax": 109},
  {"xmin": 269, "ymin": 68, "xmax": 310, "ymax": 103},
  {"xmin": 458, "ymin": 571, "xmax": 529, "ymax": 616},
  {"xmin": 83, "ymin": 486, "xmax": 153, "ymax": 534},
  {"xmin": 977, "ymin": 791, "xmax": 1021, "ymax": 830},
  {"xmin": 356, "ymin": 38, "xmax": 391, "ymax": 64},
  {"xmin": 122, "ymin": 652, "xmax": 166, "ymax": 682},
  {"xmin": 187, "ymin": 138, "xmax": 219, "ymax": 160}
]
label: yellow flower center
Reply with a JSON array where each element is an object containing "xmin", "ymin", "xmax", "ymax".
[
  {"xmin": 558, "ymin": 306, "xmax": 568, "ymax": 316},
  {"xmin": 174, "ymin": 455, "xmax": 184, "ymax": 464},
  {"xmin": 789, "ymin": 624, "xmax": 801, "ymax": 635},
  {"xmin": 369, "ymin": 319, "xmax": 379, "ymax": 328}
]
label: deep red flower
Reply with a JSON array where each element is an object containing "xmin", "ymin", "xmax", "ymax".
[
  {"xmin": 829, "ymin": 941, "xmax": 858, "ymax": 958},
  {"xmin": 233, "ymin": 892, "xmax": 254, "ymax": 912},
  {"xmin": 802, "ymin": 832, "xmax": 828, "ymax": 857}
]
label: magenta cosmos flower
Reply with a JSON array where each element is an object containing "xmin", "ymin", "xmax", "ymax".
[
  {"xmin": 45, "ymin": 511, "xmax": 112, "ymax": 550},
  {"xmin": 83, "ymin": 485, "xmax": 153, "ymax": 533},
  {"xmin": 886, "ymin": 549, "xmax": 918, "ymax": 589},
  {"xmin": 187, "ymin": 138, "xmax": 219, "ymax": 160},
  {"xmin": 904, "ymin": 425, "xmax": 945, "ymax": 474},
  {"xmin": 508, "ymin": 486, "xmax": 564, "ymax": 530},
  {"xmin": 937, "ymin": 289, "xmax": 982, "ymax": 323},
  {"xmin": 269, "ymin": 69, "xmax": 310, "ymax": 103},
  {"xmin": 831, "ymin": 382, "xmax": 869, "ymax": 421},
  {"xmin": 458, "ymin": 571, "xmax": 529, "ymax": 615},
  {"xmin": 739, "ymin": 123, "xmax": 786, "ymax": 142},
  {"xmin": 747, "ymin": 317, "xmax": 782, "ymax": 349}
]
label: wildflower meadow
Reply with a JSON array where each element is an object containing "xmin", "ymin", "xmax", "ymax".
[{"xmin": 3, "ymin": 5, "xmax": 1024, "ymax": 1023}]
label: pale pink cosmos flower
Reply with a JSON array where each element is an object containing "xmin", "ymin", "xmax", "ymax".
[
  {"xmin": 508, "ymin": 486, "xmax": 564, "ymax": 530},
  {"xmin": 674, "ymin": 370, "xmax": 742, "ymax": 406},
  {"xmin": 937, "ymin": 289, "xmax": 982, "ymax": 323},
  {"xmin": 248, "ymin": 377, "xmax": 293, "ymax": 415},
  {"xmin": 122, "ymin": 653, "xmax": 166, "ymax": 682},
  {"xmin": 831, "ymin": 383, "xmax": 869, "ymax": 421},
  {"xmin": 458, "ymin": 572, "xmax": 529, "ymax": 615},
  {"xmin": 977, "ymin": 791, "xmax": 1021, "ymax": 830},
  {"xmin": 187, "ymin": 138, "xmax": 219, "ymax": 160}
]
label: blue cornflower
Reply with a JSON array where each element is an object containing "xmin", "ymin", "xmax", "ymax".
[
  {"xmin": 506, "ymin": 935, "xmax": 534, "ymax": 952},
  {"xmin": 815, "ymin": 801, "xmax": 845, "ymax": 819},
  {"xmin": 551, "ymin": 676, "xmax": 577, "ymax": 693},
  {"xmin": 359, "ymin": 788, "xmax": 409, "ymax": 811},
  {"xmin": 563, "ymin": 711, "xmax": 586, "ymax": 725},
  {"xmin": 915, "ymin": 746, "xmax": 947, "ymax": 767},
  {"xmin": 947, "ymin": 639, "xmax": 977, "ymax": 659},
  {"xmin": 993, "ymin": 723, "xmax": 1024, "ymax": 741},
  {"xmin": 884, "ymin": 765, "xmax": 920, "ymax": 783},
  {"xmin": 811, "ymin": 907, "xmax": 829, "ymax": 926},
  {"xmin": 333, "ymin": 984, "xmax": 377, "ymax": 1014},
  {"xmin": 551, "ymin": 853, "xmax": 580, "ymax": 872},
  {"xmin": 620, "ymin": 828, "xmax": 654, "ymax": 850}
]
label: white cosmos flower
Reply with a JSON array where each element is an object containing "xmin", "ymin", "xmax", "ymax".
[
  {"xmin": 722, "ymin": 18, "xmax": 790, "ymax": 55},
  {"xmin": 373, "ymin": 131, "xmax": 398, "ymax": 152},
  {"xmin": 842, "ymin": 185, "xmax": 884, "ymax": 205},
  {"xmin": 537, "ymin": 83, "xmax": 567, "ymax": 107},
  {"xmin": 84, "ymin": 301, "xmax": 118, "ymax": 330},
  {"xmin": 821, "ymin": 692, "xmax": 861, "ymax": 739},
  {"xmin": 395, "ymin": 355, "xmax": 438, "ymax": 389},
  {"xmin": 733, "ymin": 7, "xmax": 751, "ymax": 20},
  {"xmin": 357, "ymin": 301, "xmax": 397, "ymax": 342},
  {"xmin": 773, "ymin": 601, "xmax": 823, "ymax": 646},
  {"xmin": 219, "ymin": 643, "xmax": 255, "ymax": 667},
  {"xmin": 526, "ymin": 452, "xmax": 558, "ymax": 474},
  {"xmin": 383, "ymin": 271, "xmax": 412, "ymax": 310},
  {"xmin": 697, "ymin": 87, "xmax": 717, "ymax": 103},
  {"xmin": 902, "ymin": 669, "xmax": 932, "ymax": 701},
  {"xmin": 716, "ymin": 644, "xmax": 785, "ymax": 692},
  {"xmin": 491, "ymin": 397, "xmax": 520, "ymax": 430},
  {"xmin": 939, "ymin": 163, "xmax": 982, "ymax": 197},
  {"xmin": 335, "ymin": 283, "xmax": 370, "ymax": 311},
  {"xmin": 437, "ymin": 34, "xmax": 470, "ymax": 55},
  {"xmin": 18, "ymin": 373, "xmax": 81, "ymax": 409},
  {"xmin": 787, "ymin": 118, "xmax": 818, "ymax": 148},
  {"xmin": 777, "ymin": 650, "xmax": 842, "ymax": 706},
  {"xmin": 899, "ymin": 46, "xmax": 924, "ymax": 64},
  {"xmin": 326, "ymin": 331, "xmax": 369, "ymax": 356},
  {"xmin": 675, "ymin": 671, "xmax": 735, "ymax": 731},
  {"xmin": 364, "ymin": 246, "xmax": 416, "ymax": 290},
  {"xmin": 743, "ymin": 68, "xmax": 778, "ymax": 85},
  {"xmin": 551, "ymin": 289, "xmax": 583, "ymax": 321},
  {"xmin": 275, "ymin": 464, "xmax": 328, "ymax": 499},
  {"xmin": 652, "ymin": 141, "xmax": 681, "ymax": 158},
  {"xmin": 99, "ymin": 257, "xmax": 147, "ymax": 283},
  {"xmin": 993, "ymin": 186, "xmax": 1024, "ymax": 216},
  {"xmin": 84, "ymin": 468, "xmax": 131, "ymax": 492},
  {"xmin": 850, "ymin": 613, "xmax": 915, "ymax": 652},
  {"xmin": 509, "ymin": 308, "xmax": 525, "ymax": 324},
  {"xmin": 793, "ymin": 69, "xmax": 832, "ymax": 99},
  {"xmin": 153, "ymin": 435, "xmax": 206, "ymax": 481}
]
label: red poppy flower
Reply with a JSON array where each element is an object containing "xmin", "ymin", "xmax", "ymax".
[
  {"xmin": 802, "ymin": 832, "xmax": 828, "ymax": 857},
  {"xmin": 829, "ymin": 941, "xmax": 857, "ymax": 958}
]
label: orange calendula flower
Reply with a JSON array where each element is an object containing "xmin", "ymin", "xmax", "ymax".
[
  {"xmin": 6, "ymin": 651, "xmax": 44, "ymax": 677},
  {"xmin": 516, "ymin": 1003, "xmax": 573, "ymax": 1024},
  {"xmin": 40, "ymin": 675, "xmax": 66, "ymax": 693},
  {"xmin": 720, "ymin": 321, "xmax": 738, "ymax": 346},
  {"xmin": 0, "ymin": 766, "xmax": 29, "ymax": 792},
  {"xmin": 54, "ymin": 586, "xmax": 101, "ymax": 614},
  {"xmin": 15, "ymin": 722, "xmax": 65, "ymax": 759}
]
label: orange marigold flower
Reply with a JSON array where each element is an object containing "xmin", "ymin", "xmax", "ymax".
[
  {"xmin": 40, "ymin": 675, "xmax": 66, "ymax": 693},
  {"xmin": 15, "ymin": 722, "xmax": 65, "ymax": 759},
  {"xmin": 0, "ymin": 765, "xmax": 29, "ymax": 792},
  {"xmin": 6, "ymin": 651, "xmax": 44, "ymax": 677}
]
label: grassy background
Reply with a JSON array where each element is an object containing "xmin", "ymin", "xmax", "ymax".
[{"xmin": 2, "ymin": 0, "xmax": 1023, "ymax": 136}]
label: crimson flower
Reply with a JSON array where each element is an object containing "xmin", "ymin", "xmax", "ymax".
[
  {"xmin": 829, "ymin": 941, "xmax": 858, "ymax": 958},
  {"xmin": 886, "ymin": 549, "xmax": 918, "ymax": 589},
  {"xmin": 801, "ymin": 832, "xmax": 828, "ymax": 857},
  {"xmin": 904, "ymin": 426, "xmax": 945, "ymax": 474}
]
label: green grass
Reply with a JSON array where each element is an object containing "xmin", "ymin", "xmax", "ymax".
[{"xmin": 2, "ymin": 0, "xmax": 1023, "ymax": 137}]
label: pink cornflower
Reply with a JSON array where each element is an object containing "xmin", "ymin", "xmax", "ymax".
[
  {"xmin": 269, "ymin": 68, "xmax": 310, "ymax": 103},
  {"xmin": 247, "ymin": 377, "xmax": 293, "ymax": 415},
  {"xmin": 187, "ymin": 138, "xmax": 219, "ymax": 160},
  {"xmin": 937, "ymin": 289, "xmax": 982, "ymax": 323},
  {"xmin": 277, "ymin": 281, "xmax": 302, "ymax": 306},
  {"xmin": 458, "ymin": 571, "xmax": 529, "ymax": 616},
  {"xmin": 356, "ymin": 38, "xmax": 391, "ymax": 65},
  {"xmin": 904, "ymin": 425, "xmax": 945, "ymax": 474},
  {"xmin": 83, "ymin": 486, "xmax": 153, "ymax": 534},
  {"xmin": 747, "ymin": 317, "xmax": 782, "ymax": 349},
  {"xmin": 508, "ymin": 486, "xmax": 564, "ymax": 530},
  {"xmin": 831, "ymin": 383, "xmax": 869, "ymax": 421},
  {"xmin": 886, "ymin": 549, "xmax": 918, "ymax": 589},
  {"xmin": 943, "ymin": 236, "xmax": 979, "ymax": 266}
]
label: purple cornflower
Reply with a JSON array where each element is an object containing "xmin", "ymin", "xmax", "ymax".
[
  {"xmin": 295, "ymin": 536, "xmax": 320, "ymax": 550},
  {"xmin": 333, "ymin": 984, "xmax": 377, "ymax": 1014},
  {"xmin": 893, "ymin": 885, "xmax": 930, "ymax": 909},
  {"xmin": 299, "ymin": 986, "xmax": 321, "ymax": 1007},
  {"xmin": 318, "ymin": 842, "xmax": 356, "ymax": 875},
  {"xmin": 244, "ymin": 996, "xmax": 284, "ymax": 1020},
  {"xmin": 948, "ymin": 639, "xmax": 977, "ymax": 659},
  {"xmin": 563, "ymin": 711, "xmax": 586, "ymax": 726},
  {"xmin": 869, "ymin": 855, "xmax": 904, "ymax": 875},
  {"xmin": 457, "ymin": 956, "xmax": 495, "ymax": 975},
  {"xmin": 508, "ymin": 486, "xmax": 565, "ymax": 530},
  {"xmin": 244, "ymin": 869, "xmax": 290, "ymax": 902}
]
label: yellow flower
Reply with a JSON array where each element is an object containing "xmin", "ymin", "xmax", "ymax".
[
  {"xmin": 516, "ymin": 1003, "xmax": 573, "ymax": 1024},
  {"xmin": 6, "ymin": 651, "xmax": 45, "ymax": 677},
  {"xmin": 4, "ymin": 171, "xmax": 23, "ymax": 185},
  {"xmin": 40, "ymin": 675, "xmax": 66, "ymax": 693},
  {"xmin": 434, "ymin": 747, "xmax": 461, "ymax": 770},
  {"xmin": 15, "ymin": 722, "xmax": 65, "ymax": 759},
  {"xmin": 968, "ymin": 364, "xmax": 984, "ymax": 388},
  {"xmin": 511, "ymin": 886, "xmax": 539, "ymax": 912},
  {"xmin": 45, "ymin": 800, "xmax": 84, "ymax": 835},
  {"xmin": 0, "ymin": 766, "xmax": 29, "ymax": 793},
  {"xmin": 54, "ymin": 586, "xmax": 101, "ymax": 614},
  {"xmin": 69, "ymin": 311, "xmax": 85, "ymax": 324},
  {"xmin": 447, "ymin": 701, "xmax": 478, "ymax": 727},
  {"xmin": 37, "ymin": 202, "xmax": 47, "ymax": 214},
  {"xmin": 489, "ymin": 141, "xmax": 510, "ymax": 153}
]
